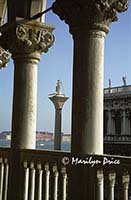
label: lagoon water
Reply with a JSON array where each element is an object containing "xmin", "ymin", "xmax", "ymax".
[{"xmin": 0, "ymin": 140, "xmax": 71, "ymax": 151}]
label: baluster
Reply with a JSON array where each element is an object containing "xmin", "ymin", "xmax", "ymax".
[
  {"xmin": 53, "ymin": 165, "xmax": 58, "ymax": 200},
  {"xmin": 37, "ymin": 163, "xmax": 43, "ymax": 200},
  {"xmin": 0, "ymin": 158, "xmax": 4, "ymax": 199},
  {"xmin": 122, "ymin": 172, "xmax": 130, "ymax": 200},
  {"xmin": 45, "ymin": 163, "xmax": 50, "ymax": 200},
  {"xmin": 61, "ymin": 167, "xmax": 67, "ymax": 200},
  {"xmin": 109, "ymin": 172, "xmax": 116, "ymax": 200},
  {"xmin": 23, "ymin": 161, "xmax": 29, "ymax": 200},
  {"xmin": 97, "ymin": 169, "xmax": 104, "ymax": 200},
  {"xmin": 3, "ymin": 158, "xmax": 9, "ymax": 200},
  {"xmin": 29, "ymin": 162, "xmax": 36, "ymax": 200}
]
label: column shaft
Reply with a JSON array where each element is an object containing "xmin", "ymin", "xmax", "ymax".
[
  {"xmin": 109, "ymin": 186, "xmax": 115, "ymax": 200},
  {"xmin": 97, "ymin": 181, "xmax": 104, "ymax": 200},
  {"xmin": 71, "ymin": 30, "xmax": 105, "ymax": 154},
  {"xmin": 108, "ymin": 110, "xmax": 112, "ymax": 135},
  {"xmin": 123, "ymin": 189, "xmax": 128, "ymax": 200},
  {"xmin": 127, "ymin": 119, "xmax": 130, "ymax": 134},
  {"xmin": 54, "ymin": 109, "xmax": 62, "ymax": 150},
  {"xmin": 125, "ymin": 110, "xmax": 130, "ymax": 134},
  {"xmin": 111, "ymin": 111, "xmax": 115, "ymax": 135},
  {"xmin": 122, "ymin": 110, "xmax": 126, "ymax": 135},
  {"xmin": 11, "ymin": 57, "xmax": 38, "ymax": 149}
]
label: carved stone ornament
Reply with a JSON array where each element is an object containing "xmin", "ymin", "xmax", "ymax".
[
  {"xmin": 0, "ymin": 46, "xmax": 10, "ymax": 69},
  {"xmin": 104, "ymin": 98, "xmax": 131, "ymax": 110},
  {"xmin": 0, "ymin": 21, "xmax": 55, "ymax": 55},
  {"xmin": 52, "ymin": 0, "xmax": 130, "ymax": 34}
]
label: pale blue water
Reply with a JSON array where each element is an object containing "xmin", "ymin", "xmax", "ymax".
[{"xmin": 0, "ymin": 140, "xmax": 71, "ymax": 151}]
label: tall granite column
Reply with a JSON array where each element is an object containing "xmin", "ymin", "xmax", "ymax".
[
  {"xmin": 53, "ymin": 0, "xmax": 129, "ymax": 199},
  {"xmin": 0, "ymin": 20, "xmax": 54, "ymax": 199}
]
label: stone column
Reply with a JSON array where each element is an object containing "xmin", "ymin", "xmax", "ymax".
[
  {"xmin": 111, "ymin": 110, "xmax": 116, "ymax": 135},
  {"xmin": 54, "ymin": 108, "xmax": 62, "ymax": 150},
  {"xmin": 109, "ymin": 172, "xmax": 116, "ymax": 200},
  {"xmin": 108, "ymin": 110, "xmax": 112, "ymax": 135},
  {"xmin": 0, "ymin": 21, "xmax": 54, "ymax": 149},
  {"xmin": 125, "ymin": 109, "xmax": 130, "ymax": 134},
  {"xmin": 49, "ymin": 81, "xmax": 69, "ymax": 150},
  {"xmin": 53, "ymin": 0, "xmax": 129, "ymax": 155},
  {"xmin": 122, "ymin": 172, "xmax": 130, "ymax": 200},
  {"xmin": 122, "ymin": 109, "xmax": 126, "ymax": 135},
  {"xmin": 71, "ymin": 29, "xmax": 105, "ymax": 154},
  {"xmin": 53, "ymin": 1, "xmax": 129, "ymax": 199},
  {"xmin": 97, "ymin": 170, "xmax": 104, "ymax": 200},
  {"xmin": 0, "ymin": 20, "xmax": 54, "ymax": 199}
]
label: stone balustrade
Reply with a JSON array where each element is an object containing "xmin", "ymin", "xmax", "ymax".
[
  {"xmin": 0, "ymin": 148, "xmax": 131, "ymax": 199},
  {"xmin": 104, "ymin": 85, "xmax": 131, "ymax": 95},
  {"xmin": 104, "ymin": 135, "xmax": 131, "ymax": 143},
  {"xmin": 0, "ymin": 148, "xmax": 9, "ymax": 200}
]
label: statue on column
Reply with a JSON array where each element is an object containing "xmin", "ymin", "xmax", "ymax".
[
  {"xmin": 122, "ymin": 76, "xmax": 127, "ymax": 86},
  {"xmin": 108, "ymin": 78, "xmax": 112, "ymax": 88},
  {"xmin": 56, "ymin": 80, "xmax": 61, "ymax": 95}
]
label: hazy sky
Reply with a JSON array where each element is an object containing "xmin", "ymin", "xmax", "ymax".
[{"xmin": 0, "ymin": 1, "xmax": 131, "ymax": 134}]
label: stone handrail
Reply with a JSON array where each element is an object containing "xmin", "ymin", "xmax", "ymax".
[
  {"xmin": 104, "ymin": 135, "xmax": 131, "ymax": 142},
  {"xmin": 104, "ymin": 85, "xmax": 131, "ymax": 95},
  {"xmin": 0, "ymin": 148, "xmax": 131, "ymax": 199}
]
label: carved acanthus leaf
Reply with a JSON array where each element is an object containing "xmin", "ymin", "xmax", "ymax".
[
  {"xmin": 0, "ymin": 21, "xmax": 55, "ymax": 54},
  {"xmin": 52, "ymin": 0, "xmax": 130, "ymax": 33},
  {"xmin": 104, "ymin": 98, "xmax": 131, "ymax": 110},
  {"xmin": 0, "ymin": 46, "xmax": 10, "ymax": 69}
]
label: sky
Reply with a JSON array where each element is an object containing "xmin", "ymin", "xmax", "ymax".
[{"xmin": 0, "ymin": 1, "xmax": 131, "ymax": 134}]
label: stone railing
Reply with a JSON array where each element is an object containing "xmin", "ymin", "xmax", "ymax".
[
  {"xmin": 0, "ymin": 148, "xmax": 131, "ymax": 199},
  {"xmin": 104, "ymin": 135, "xmax": 131, "ymax": 143},
  {"xmin": 104, "ymin": 85, "xmax": 131, "ymax": 95},
  {"xmin": 0, "ymin": 148, "xmax": 9, "ymax": 200}
]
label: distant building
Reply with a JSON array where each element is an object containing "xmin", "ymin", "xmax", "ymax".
[
  {"xmin": 0, "ymin": 131, "xmax": 11, "ymax": 140},
  {"xmin": 104, "ymin": 82, "xmax": 131, "ymax": 155},
  {"xmin": 62, "ymin": 134, "xmax": 71, "ymax": 142},
  {"xmin": 36, "ymin": 132, "xmax": 53, "ymax": 141}
]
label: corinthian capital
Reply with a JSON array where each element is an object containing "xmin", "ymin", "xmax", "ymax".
[
  {"xmin": 0, "ymin": 21, "xmax": 55, "ymax": 56},
  {"xmin": 52, "ymin": 0, "xmax": 130, "ymax": 34},
  {"xmin": 0, "ymin": 46, "xmax": 10, "ymax": 69}
]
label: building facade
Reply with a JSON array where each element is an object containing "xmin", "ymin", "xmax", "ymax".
[{"xmin": 104, "ymin": 82, "xmax": 131, "ymax": 156}]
